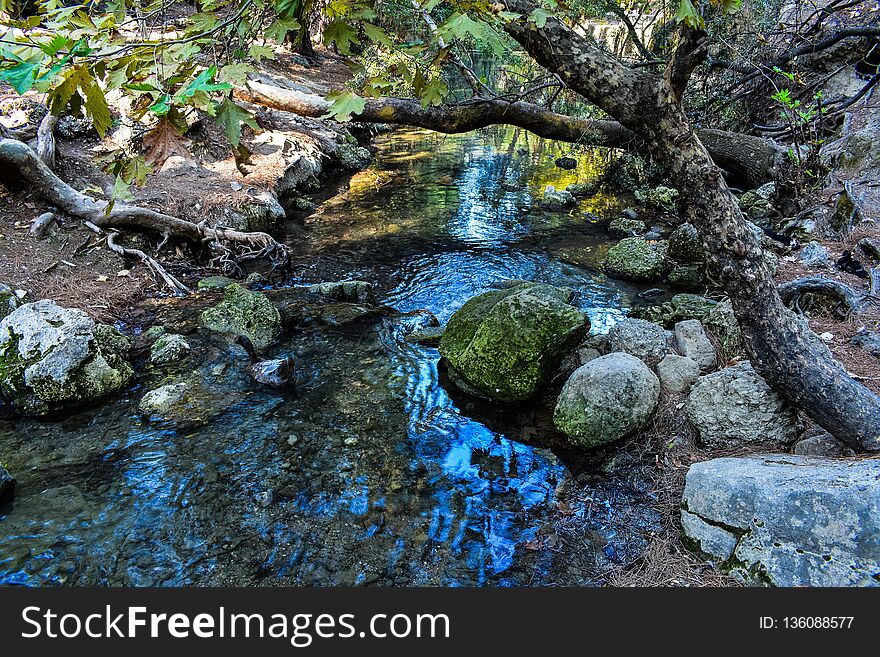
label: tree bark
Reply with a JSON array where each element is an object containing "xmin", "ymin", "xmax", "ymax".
[{"xmin": 501, "ymin": 2, "xmax": 880, "ymax": 450}]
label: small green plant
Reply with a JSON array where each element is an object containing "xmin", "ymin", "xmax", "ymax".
[{"xmin": 770, "ymin": 67, "xmax": 828, "ymax": 195}]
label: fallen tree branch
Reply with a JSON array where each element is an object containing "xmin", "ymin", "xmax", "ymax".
[
  {"xmin": 777, "ymin": 276, "xmax": 863, "ymax": 318},
  {"xmin": 0, "ymin": 138, "xmax": 291, "ymax": 285},
  {"xmin": 236, "ymin": 79, "xmax": 781, "ymax": 187}
]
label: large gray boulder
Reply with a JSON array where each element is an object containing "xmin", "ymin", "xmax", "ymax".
[
  {"xmin": 798, "ymin": 241, "xmax": 831, "ymax": 268},
  {"xmin": 606, "ymin": 318, "xmax": 671, "ymax": 366},
  {"xmin": 439, "ymin": 283, "xmax": 588, "ymax": 402},
  {"xmin": 684, "ymin": 361, "xmax": 802, "ymax": 448},
  {"xmin": 681, "ymin": 455, "xmax": 880, "ymax": 586},
  {"xmin": 554, "ymin": 352, "xmax": 660, "ymax": 448},
  {"xmin": 673, "ymin": 319, "xmax": 716, "ymax": 371},
  {"xmin": 0, "ymin": 300, "xmax": 133, "ymax": 414}
]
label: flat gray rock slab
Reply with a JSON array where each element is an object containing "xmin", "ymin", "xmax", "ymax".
[{"xmin": 681, "ymin": 454, "xmax": 880, "ymax": 586}]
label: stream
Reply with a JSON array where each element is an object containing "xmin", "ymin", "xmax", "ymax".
[{"xmin": 0, "ymin": 127, "xmax": 665, "ymax": 586}]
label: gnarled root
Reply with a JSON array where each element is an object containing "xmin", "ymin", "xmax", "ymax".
[
  {"xmin": 777, "ymin": 276, "xmax": 863, "ymax": 318},
  {"xmin": 92, "ymin": 226, "xmax": 190, "ymax": 296},
  {"xmin": 0, "ymin": 138, "xmax": 291, "ymax": 290},
  {"xmin": 36, "ymin": 114, "xmax": 58, "ymax": 169}
]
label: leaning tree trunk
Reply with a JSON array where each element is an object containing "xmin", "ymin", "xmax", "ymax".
[
  {"xmin": 500, "ymin": 1, "xmax": 880, "ymax": 450},
  {"xmin": 652, "ymin": 108, "xmax": 880, "ymax": 451}
]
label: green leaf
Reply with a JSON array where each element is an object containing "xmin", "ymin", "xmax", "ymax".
[
  {"xmin": 362, "ymin": 22, "xmax": 393, "ymax": 48},
  {"xmin": 248, "ymin": 44, "xmax": 276, "ymax": 62},
  {"xmin": 175, "ymin": 66, "xmax": 231, "ymax": 104},
  {"xmin": 436, "ymin": 13, "xmax": 482, "ymax": 41},
  {"xmin": 322, "ymin": 90, "xmax": 366, "ymax": 122},
  {"xmin": 39, "ymin": 35, "xmax": 71, "ymax": 57},
  {"xmin": 48, "ymin": 65, "xmax": 92, "ymax": 115},
  {"xmin": 218, "ymin": 63, "xmax": 257, "ymax": 86},
  {"xmin": 266, "ymin": 17, "xmax": 301, "ymax": 42},
  {"xmin": 528, "ymin": 8, "xmax": 553, "ymax": 28},
  {"xmin": 324, "ymin": 20, "xmax": 360, "ymax": 55},
  {"xmin": 216, "ymin": 98, "xmax": 258, "ymax": 147},
  {"xmin": 84, "ymin": 82, "xmax": 113, "ymax": 137},
  {"xmin": 0, "ymin": 58, "xmax": 42, "ymax": 94},
  {"xmin": 674, "ymin": 0, "xmax": 705, "ymax": 29},
  {"xmin": 150, "ymin": 94, "xmax": 172, "ymax": 116},
  {"xmin": 419, "ymin": 78, "xmax": 447, "ymax": 108}
]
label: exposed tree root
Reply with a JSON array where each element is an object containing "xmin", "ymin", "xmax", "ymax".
[
  {"xmin": 86, "ymin": 224, "xmax": 190, "ymax": 296},
  {"xmin": 36, "ymin": 114, "xmax": 58, "ymax": 170},
  {"xmin": 777, "ymin": 276, "xmax": 864, "ymax": 318},
  {"xmin": 0, "ymin": 138, "xmax": 291, "ymax": 289}
]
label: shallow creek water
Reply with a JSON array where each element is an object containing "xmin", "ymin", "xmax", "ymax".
[{"xmin": 0, "ymin": 127, "xmax": 664, "ymax": 586}]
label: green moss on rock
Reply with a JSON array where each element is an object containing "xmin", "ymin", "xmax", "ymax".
[
  {"xmin": 632, "ymin": 294, "xmax": 717, "ymax": 328},
  {"xmin": 0, "ymin": 300, "xmax": 133, "ymax": 414},
  {"xmin": 201, "ymin": 283, "xmax": 281, "ymax": 349},
  {"xmin": 605, "ymin": 237, "xmax": 670, "ymax": 282},
  {"xmin": 438, "ymin": 283, "xmax": 589, "ymax": 402}
]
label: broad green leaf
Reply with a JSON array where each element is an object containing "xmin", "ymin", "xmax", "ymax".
[
  {"xmin": 248, "ymin": 44, "xmax": 277, "ymax": 62},
  {"xmin": 529, "ymin": 8, "xmax": 553, "ymax": 28},
  {"xmin": 0, "ymin": 58, "xmax": 42, "ymax": 94},
  {"xmin": 84, "ymin": 82, "xmax": 113, "ymax": 136},
  {"xmin": 419, "ymin": 78, "xmax": 448, "ymax": 108},
  {"xmin": 39, "ymin": 35, "xmax": 71, "ymax": 57},
  {"xmin": 674, "ymin": 0, "xmax": 705, "ymax": 29},
  {"xmin": 49, "ymin": 65, "xmax": 92, "ymax": 114},
  {"xmin": 188, "ymin": 13, "xmax": 219, "ymax": 34},
  {"xmin": 322, "ymin": 90, "xmax": 366, "ymax": 122},
  {"xmin": 362, "ymin": 22, "xmax": 393, "ymax": 48},
  {"xmin": 218, "ymin": 63, "xmax": 257, "ymax": 86},
  {"xmin": 216, "ymin": 98, "xmax": 258, "ymax": 147},
  {"xmin": 323, "ymin": 20, "xmax": 359, "ymax": 55},
  {"xmin": 150, "ymin": 94, "xmax": 172, "ymax": 116},
  {"xmin": 436, "ymin": 13, "xmax": 483, "ymax": 41},
  {"xmin": 175, "ymin": 66, "xmax": 231, "ymax": 104},
  {"xmin": 265, "ymin": 18, "xmax": 301, "ymax": 42}
]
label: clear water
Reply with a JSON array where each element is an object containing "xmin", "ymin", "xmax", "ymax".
[{"xmin": 0, "ymin": 127, "xmax": 661, "ymax": 586}]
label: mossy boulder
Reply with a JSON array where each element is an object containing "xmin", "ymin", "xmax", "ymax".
[
  {"xmin": 668, "ymin": 223, "xmax": 704, "ymax": 263},
  {"xmin": 604, "ymin": 237, "xmax": 670, "ymax": 282},
  {"xmin": 201, "ymin": 284, "xmax": 281, "ymax": 349},
  {"xmin": 667, "ymin": 264, "xmax": 706, "ymax": 291},
  {"xmin": 632, "ymin": 294, "xmax": 717, "ymax": 328},
  {"xmin": 0, "ymin": 300, "xmax": 133, "ymax": 414},
  {"xmin": 138, "ymin": 379, "xmax": 229, "ymax": 427},
  {"xmin": 149, "ymin": 333, "xmax": 191, "ymax": 365},
  {"xmin": 702, "ymin": 300, "xmax": 745, "ymax": 360},
  {"xmin": 337, "ymin": 142, "xmax": 372, "ymax": 170},
  {"xmin": 607, "ymin": 217, "xmax": 646, "ymax": 238},
  {"xmin": 554, "ymin": 353, "xmax": 660, "ymax": 448},
  {"xmin": 438, "ymin": 283, "xmax": 589, "ymax": 402},
  {"xmin": 197, "ymin": 276, "xmax": 235, "ymax": 291},
  {"xmin": 635, "ymin": 185, "xmax": 679, "ymax": 210}
]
